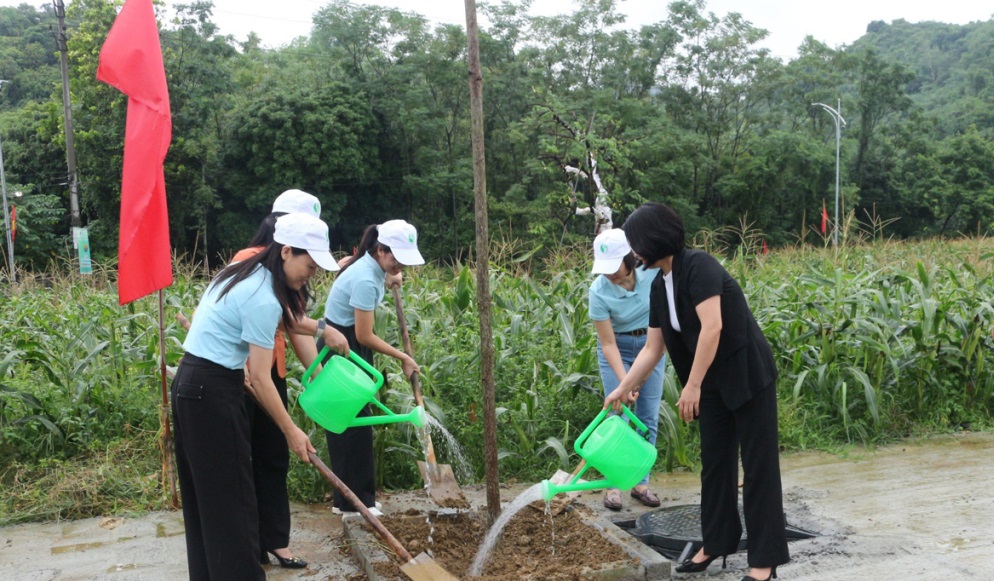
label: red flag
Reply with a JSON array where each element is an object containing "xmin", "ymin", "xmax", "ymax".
[
  {"xmin": 762, "ymin": 239, "xmax": 768, "ymax": 255},
  {"xmin": 821, "ymin": 201, "xmax": 829, "ymax": 236},
  {"xmin": 96, "ymin": 0, "xmax": 172, "ymax": 305},
  {"xmin": 9, "ymin": 205, "xmax": 14, "ymax": 241}
]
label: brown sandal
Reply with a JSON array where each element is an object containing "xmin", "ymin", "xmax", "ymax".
[
  {"xmin": 630, "ymin": 487, "xmax": 661, "ymax": 507},
  {"xmin": 603, "ymin": 489, "xmax": 623, "ymax": 511}
]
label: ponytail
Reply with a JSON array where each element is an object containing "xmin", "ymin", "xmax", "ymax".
[{"xmin": 338, "ymin": 224, "xmax": 391, "ymax": 275}]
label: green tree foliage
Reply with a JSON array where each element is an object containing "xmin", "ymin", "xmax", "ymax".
[
  {"xmin": 220, "ymin": 84, "xmax": 378, "ymax": 250},
  {"xmin": 1, "ymin": 0, "xmax": 994, "ymax": 269},
  {"xmin": 0, "ymin": 3, "xmax": 60, "ymax": 108}
]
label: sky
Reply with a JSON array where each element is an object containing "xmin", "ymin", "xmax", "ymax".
[{"xmin": 5, "ymin": 0, "xmax": 993, "ymax": 60}]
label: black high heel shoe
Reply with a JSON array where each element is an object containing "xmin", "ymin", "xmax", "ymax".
[
  {"xmin": 261, "ymin": 549, "xmax": 308, "ymax": 569},
  {"xmin": 674, "ymin": 553, "xmax": 726, "ymax": 573},
  {"xmin": 740, "ymin": 566, "xmax": 777, "ymax": 581}
]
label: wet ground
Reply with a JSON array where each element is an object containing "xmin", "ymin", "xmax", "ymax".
[{"xmin": 1, "ymin": 431, "xmax": 991, "ymax": 579}]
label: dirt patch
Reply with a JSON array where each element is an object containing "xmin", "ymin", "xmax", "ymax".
[{"xmin": 371, "ymin": 504, "xmax": 636, "ymax": 579}]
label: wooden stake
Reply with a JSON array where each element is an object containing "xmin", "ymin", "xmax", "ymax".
[{"xmin": 158, "ymin": 290, "xmax": 178, "ymax": 508}]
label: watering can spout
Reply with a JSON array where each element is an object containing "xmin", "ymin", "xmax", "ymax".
[
  {"xmin": 540, "ymin": 478, "xmax": 609, "ymax": 501},
  {"xmin": 349, "ymin": 405, "xmax": 426, "ymax": 430}
]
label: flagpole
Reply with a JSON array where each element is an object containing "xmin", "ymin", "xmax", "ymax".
[{"xmin": 158, "ymin": 289, "xmax": 178, "ymax": 508}]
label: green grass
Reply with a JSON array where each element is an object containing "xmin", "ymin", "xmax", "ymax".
[{"xmin": 2, "ymin": 237, "xmax": 994, "ymax": 522}]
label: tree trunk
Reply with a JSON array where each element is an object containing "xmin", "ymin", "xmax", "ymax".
[{"xmin": 464, "ymin": 0, "xmax": 500, "ymax": 524}]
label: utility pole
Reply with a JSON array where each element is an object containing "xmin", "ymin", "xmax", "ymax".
[{"xmin": 54, "ymin": 0, "xmax": 80, "ymax": 227}]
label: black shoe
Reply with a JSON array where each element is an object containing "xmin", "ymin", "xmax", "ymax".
[
  {"xmin": 741, "ymin": 566, "xmax": 777, "ymax": 581},
  {"xmin": 674, "ymin": 553, "xmax": 726, "ymax": 573},
  {"xmin": 262, "ymin": 549, "xmax": 308, "ymax": 569}
]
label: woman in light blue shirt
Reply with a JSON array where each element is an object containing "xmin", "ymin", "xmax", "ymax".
[
  {"xmin": 173, "ymin": 214, "xmax": 348, "ymax": 580},
  {"xmin": 589, "ymin": 228, "xmax": 667, "ymax": 511},
  {"xmin": 319, "ymin": 219, "xmax": 424, "ymax": 514}
]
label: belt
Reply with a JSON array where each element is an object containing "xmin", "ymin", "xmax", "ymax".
[{"xmin": 617, "ymin": 328, "xmax": 648, "ymax": 337}]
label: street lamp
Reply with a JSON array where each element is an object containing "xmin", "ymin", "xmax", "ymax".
[
  {"xmin": 813, "ymin": 99, "xmax": 846, "ymax": 247},
  {"xmin": 0, "ymin": 134, "xmax": 13, "ymax": 284},
  {"xmin": 0, "ymin": 79, "xmax": 14, "ymax": 282}
]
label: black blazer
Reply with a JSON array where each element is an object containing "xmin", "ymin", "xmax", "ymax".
[{"xmin": 649, "ymin": 249, "xmax": 777, "ymax": 410}]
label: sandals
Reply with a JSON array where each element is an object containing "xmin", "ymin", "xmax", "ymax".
[
  {"xmin": 603, "ymin": 489, "xmax": 623, "ymax": 511},
  {"xmin": 630, "ymin": 487, "xmax": 661, "ymax": 507}
]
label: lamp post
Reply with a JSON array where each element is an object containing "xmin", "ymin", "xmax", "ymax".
[
  {"xmin": 0, "ymin": 80, "xmax": 14, "ymax": 282},
  {"xmin": 813, "ymin": 99, "xmax": 846, "ymax": 247}
]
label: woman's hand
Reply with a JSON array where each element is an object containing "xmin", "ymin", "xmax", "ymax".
[
  {"xmin": 387, "ymin": 271, "xmax": 403, "ymax": 289},
  {"xmin": 401, "ymin": 355, "xmax": 420, "ymax": 380},
  {"xmin": 285, "ymin": 425, "xmax": 316, "ymax": 463},
  {"xmin": 323, "ymin": 326, "xmax": 351, "ymax": 357},
  {"xmin": 604, "ymin": 385, "xmax": 636, "ymax": 412},
  {"xmin": 676, "ymin": 382, "xmax": 702, "ymax": 422}
]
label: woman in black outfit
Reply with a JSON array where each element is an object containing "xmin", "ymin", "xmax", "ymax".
[{"xmin": 605, "ymin": 202, "xmax": 789, "ymax": 581}]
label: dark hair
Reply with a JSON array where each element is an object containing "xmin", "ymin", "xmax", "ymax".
[
  {"xmin": 212, "ymin": 242, "xmax": 311, "ymax": 329},
  {"xmin": 338, "ymin": 224, "xmax": 392, "ymax": 275},
  {"xmin": 621, "ymin": 252, "xmax": 638, "ymax": 273},
  {"xmin": 622, "ymin": 202, "xmax": 685, "ymax": 266},
  {"xmin": 246, "ymin": 212, "xmax": 286, "ymax": 248}
]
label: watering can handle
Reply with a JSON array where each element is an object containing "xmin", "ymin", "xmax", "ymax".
[
  {"xmin": 302, "ymin": 346, "xmax": 384, "ymax": 390},
  {"xmin": 573, "ymin": 405, "xmax": 649, "ymax": 454},
  {"xmin": 619, "ymin": 404, "xmax": 650, "ymax": 435}
]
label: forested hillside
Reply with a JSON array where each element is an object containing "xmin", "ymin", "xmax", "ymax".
[
  {"xmin": 856, "ymin": 18, "xmax": 994, "ymax": 138},
  {"xmin": 0, "ymin": 0, "xmax": 992, "ymax": 270}
]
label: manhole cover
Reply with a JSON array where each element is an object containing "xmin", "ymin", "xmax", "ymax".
[{"xmin": 615, "ymin": 504, "xmax": 816, "ymax": 560}]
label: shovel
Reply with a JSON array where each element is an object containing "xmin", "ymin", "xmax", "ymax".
[
  {"xmin": 309, "ymin": 452, "xmax": 458, "ymax": 581},
  {"xmin": 391, "ymin": 284, "xmax": 470, "ymax": 509}
]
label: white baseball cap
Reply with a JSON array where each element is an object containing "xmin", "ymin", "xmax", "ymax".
[
  {"xmin": 274, "ymin": 213, "xmax": 339, "ymax": 271},
  {"xmin": 591, "ymin": 228, "xmax": 631, "ymax": 274},
  {"xmin": 376, "ymin": 219, "xmax": 425, "ymax": 266},
  {"xmin": 272, "ymin": 189, "xmax": 321, "ymax": 218}
]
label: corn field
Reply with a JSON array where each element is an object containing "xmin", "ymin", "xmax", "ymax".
[{"xmin": 2, "ymin": 238, "xmax": 993, "ymax": 524}]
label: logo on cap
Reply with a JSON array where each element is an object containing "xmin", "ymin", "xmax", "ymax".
[
  {"xmin": 408, "ymin": 233, "xmax": 415, "ymax": 243},
  {"xmin": 313, "ymin": 202, "xmax": 320, "ymax": 213},
  {"xmin": 600, "ymin": 243, "xmax": 608, "ymax": 253}
]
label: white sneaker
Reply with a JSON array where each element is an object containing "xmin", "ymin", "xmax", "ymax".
[
  {"xmin": 375, "ymin": 501, "xmax": 382, "ymax": 510},
  {"xmin": 332, "ymin": 504, "xmax": 382, "ymax": 515}
]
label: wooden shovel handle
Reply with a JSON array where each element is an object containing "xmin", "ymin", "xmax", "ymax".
[
  {"xmin": 308, "ymin": 452, "xmax": 414, "ymax": 564},
  {"xmin": 569, "ymin": 459, "xmax": 587, "ymax": 479},
  {"xmin": 390, "ymin": 285, "xmax": 437, "ymax": 464}
]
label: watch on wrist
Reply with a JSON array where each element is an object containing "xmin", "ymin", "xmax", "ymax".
[{"xmin": 315, "ymin": 319, "xmax": 326, "ymax": 339}]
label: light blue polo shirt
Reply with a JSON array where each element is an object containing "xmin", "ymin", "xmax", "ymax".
[
  {"xmin": 183, "ymin": 265, "xmax": 282, "ymax": 370},
  {"xmin": 588, "ymin": 266, "xmax": 659, "ymax": 333},
  {"xmin": 325, "ymin": 252, "xmax": 386, "ymax": 326}
]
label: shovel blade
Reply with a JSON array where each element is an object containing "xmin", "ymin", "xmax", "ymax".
[
  {"xmin": 530, "ymin": 469, "xmax": 581, "ymax": 515},
  {"xmin": 416, "ymin": 461, "xmax": 470, "ymax": 509},
  {"xmin": 400, "ymin": 551, "xmax": 460, "ymax": 581},
  {"xmin": 548, "ymin": 469, "xmax": 573, "ymax": 485}
]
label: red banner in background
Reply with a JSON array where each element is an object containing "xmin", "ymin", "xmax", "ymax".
[
  {"xmin": 96, "ymin": 0, "xmax": 172, "ymax": 305},
  {"xmin": 821, "ymin": 201, "xmax": 829, "ymax": 236},
  {"xmin": 9, "ymin": 205, "xmax": 15, "ymax": 241}
]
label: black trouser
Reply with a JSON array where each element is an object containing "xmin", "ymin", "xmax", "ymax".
[
  {"xmin": 245, "ymin": 365, "xmax": 291, "ymax": 552},
  {"xmin": 699, "ymin": 381, "xmax": 790, "ymax": 568},
  {"xmin": 171, "ymin": 354, "xmax": 264, "ymax": 581},
  {"xmin": 317, "ymin": 321, "xmax": 376, "ymax": 512}
]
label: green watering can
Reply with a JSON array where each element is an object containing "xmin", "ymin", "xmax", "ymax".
[
  {"xmin": 299, "ymin": 346, "xmax": 426, "ymax": 434},
  {"xmin": 540, "ymin": 406, "xmax": 657, "ymax": 501}
]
